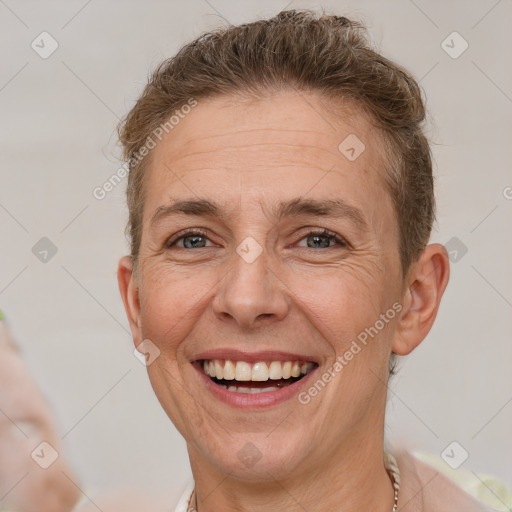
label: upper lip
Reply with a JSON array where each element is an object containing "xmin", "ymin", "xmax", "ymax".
[{"xmin": 191, "ymin": 348, "xmax": 320, "ymax": 365}]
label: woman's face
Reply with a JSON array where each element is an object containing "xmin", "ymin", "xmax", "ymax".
[{"xmin": 122, "ymin": 91, "xmax": 405, "ymax": 480}]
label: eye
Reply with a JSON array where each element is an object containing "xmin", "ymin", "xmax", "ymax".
[
  {"xmin": 166, "ymin": 229, "xmax": 215, "ymax": 249},
  {"xmin": 165, "ymin": 228, "xmax": 349, "ymax": 251},
  {"xmin": 296, "ymin": 228, "xmax": 348, "ymax": 249}
]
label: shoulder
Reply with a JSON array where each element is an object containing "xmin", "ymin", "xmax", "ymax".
[{"xmin": 393, "ymin": 448, "xmax": 509, "ymax": 512}]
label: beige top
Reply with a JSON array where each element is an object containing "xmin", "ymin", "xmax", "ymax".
[
  {"xmin": 393, "ymin": 450, "xmax": 494, "ymax": 511},
  {"xmin": 173, "ymin": 450, "xmax": 496, "ymax": 512}
]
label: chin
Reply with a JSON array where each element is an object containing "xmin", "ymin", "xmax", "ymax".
[{"xmin": 198, "ymin": 432, "xmax": 309, "ymax": 482}]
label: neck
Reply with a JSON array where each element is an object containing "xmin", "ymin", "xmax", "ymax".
[{"xmin": 187, "ymin": 430, "xmax": 395, "ymax": 512}]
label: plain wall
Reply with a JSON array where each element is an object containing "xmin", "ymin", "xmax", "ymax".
[{"xmin": 1, "ymin": 0, "xmax": 510, "ymax": 505}]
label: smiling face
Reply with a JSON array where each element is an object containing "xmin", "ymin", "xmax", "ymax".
[{"xmin": 120, "ymin": 90, "xmax": 408, "ymax": 481}]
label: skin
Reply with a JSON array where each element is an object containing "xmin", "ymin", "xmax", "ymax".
[
  {"xmin": 0, "ymin": 320, "xmax": 171, "ymax": 511},
  {"xmin": 0, "ymin": 313, "xmax": 176, "ymax": 512},
  {"xmin": 0, "ymin": 320, "xmax": 80, "ymax": 512},
  {"xmin": 118, "ymin": 90, "xmax": 450, "ymax": 512}
]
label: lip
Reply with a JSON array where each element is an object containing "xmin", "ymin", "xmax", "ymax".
[
  {"xmin": 192, "ymin": 360, "xmax": 319, "ymax": 409},
  {"xmin": 191, "ymin": 348, "xmax": 321, "ymax": 365}
]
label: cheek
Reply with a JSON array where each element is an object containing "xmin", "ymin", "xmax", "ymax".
[
  {"xmin": 138, "ymin": 265, "xmax": 217, "ymax": 356},
  {"xmin": 285, "ymin": 258, "xmax": 385, "ymax": 326},
  {"xmin": 281, "ymin": 259, "xmax": 397, "ymax": 371}
]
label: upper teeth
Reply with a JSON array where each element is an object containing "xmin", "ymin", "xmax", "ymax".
[{"xmin": 202, "ymin": 359, "xmax": 315, "ymax": 381}]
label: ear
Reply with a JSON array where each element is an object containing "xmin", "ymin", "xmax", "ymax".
[
  {"xmin": 392, "ymin": 243, "xmax": 450, "ymax": 356},
  {"xmin": 117, "ymin": 255, "xmax": 143, "ymax": 347}
]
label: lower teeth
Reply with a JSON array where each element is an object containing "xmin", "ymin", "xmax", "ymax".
[
  {"xmin": 212, "ymin": 376, "xmax": 302, "ymax": 393},
  {"xmin": 220, "ymin": 384, "xmax": 280, "ymax": 394}
]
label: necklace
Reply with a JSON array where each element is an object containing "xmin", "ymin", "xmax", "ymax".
[
  {"xmin": 187, "ymin": 451, "xmax": 400, "ymax": 512},
  {"xmin": 385, "ymin": 451, "xmax": 400, "ymax": 512}
]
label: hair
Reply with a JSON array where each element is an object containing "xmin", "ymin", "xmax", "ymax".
[{"xmin": 118, "ymin": 9, "xmax": 436, "ymax": 376}]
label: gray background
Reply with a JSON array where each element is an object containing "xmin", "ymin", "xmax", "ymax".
[{"xmin": 1, "ymin": 0, "xmax": 511, "ymax": 505}]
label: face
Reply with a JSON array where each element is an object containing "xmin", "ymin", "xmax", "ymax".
[{"xmin": 121, "ymin": 91, "xmax": 407, "ymax": 482}]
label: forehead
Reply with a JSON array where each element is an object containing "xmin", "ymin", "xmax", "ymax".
[{"xmin": 143, "ymin": 91, "xmax": 393, "ymax": 225}]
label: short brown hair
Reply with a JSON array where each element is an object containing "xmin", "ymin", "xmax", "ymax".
[{"xmin": 118, "ymin": 10, "xmax": 434, "ymax": 282}]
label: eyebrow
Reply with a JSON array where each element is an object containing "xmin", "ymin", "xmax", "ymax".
[{"xmin": 150, "ymin": 197, "xmax": 367, "ymax": 229}]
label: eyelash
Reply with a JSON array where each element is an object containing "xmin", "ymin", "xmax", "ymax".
[{"xmin": 166, "ymin": 228, "xmax": 348, "ymax": 250}]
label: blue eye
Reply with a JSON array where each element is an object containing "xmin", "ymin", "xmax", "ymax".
[
  {"xmin": 297, "ymin": 229, "xmax": 348, "ymax": 249},
  {"xmin": 166, "ymin": 229, "xmax": 212, "ymax": 249},
  {"xmin": 166, "ymin": 228, "xmax": 348, "ymax": 250}
]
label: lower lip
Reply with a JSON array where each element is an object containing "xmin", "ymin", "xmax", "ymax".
[{"xmin": 192, "ymin": 362, "xmax": 318, "ymax": 409}]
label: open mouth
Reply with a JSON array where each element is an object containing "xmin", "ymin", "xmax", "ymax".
[{"xmin": 199, "ymin": 359, "xmax": 317, "ymax": 394}]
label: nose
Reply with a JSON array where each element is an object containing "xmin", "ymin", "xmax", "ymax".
[{"xmin": 212, "ymin": 246, "xmax": 289, "ymax": 329}]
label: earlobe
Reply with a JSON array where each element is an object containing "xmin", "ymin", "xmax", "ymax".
[
  {"xmin": 117, "ymin": 255, "xmax": 143, "ymax": 346},
  {"xmin": 392, "ymin": 244, "xmax": 450, "ymax": 356}
]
